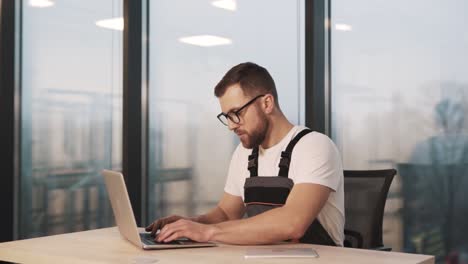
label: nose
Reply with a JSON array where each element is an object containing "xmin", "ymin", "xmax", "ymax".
[{"xmin": 227, "ymin": 119, "xmax": 239, "ymax": 131}]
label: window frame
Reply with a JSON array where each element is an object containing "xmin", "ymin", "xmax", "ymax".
[{"xmin": 0, "ymin": 0, "xmax": 328, "ymax": 240}]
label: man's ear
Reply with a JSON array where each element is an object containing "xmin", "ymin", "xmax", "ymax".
[{"xmin": 263, "ymin": 94, "xmax": 275, "ymax": 114}]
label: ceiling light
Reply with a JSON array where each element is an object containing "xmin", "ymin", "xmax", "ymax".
[
  {"xmin": 179, "ymin": 35, "xmax": 232, "ymax": 47},
  {"xmin": 335, "ymin": 24, "xmax": 352, "ymax": 31},
  {"xmin": 29, "ymin": 0, "xmax": 54, "ymax": 8},
  {"xmin": 95, "ymin": 17, "xmax": 124, "ymax": 31},
  {"xmin": 212, "ymin": 0, "xmax": 237, "ymax": 11}
]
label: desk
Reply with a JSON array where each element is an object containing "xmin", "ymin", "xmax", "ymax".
[{"xmin": 0, "ymin": 227, "xmax": 434, "ymax": 264}]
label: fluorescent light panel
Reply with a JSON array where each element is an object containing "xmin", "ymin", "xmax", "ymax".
[
  {"xmin": 179, "ymin": 35, "xmax": 232, "ymax": 47},
  {"xmin": 95, "ymin": 17, "xmax": 124, "ymax": 31},
  {"xmin": 212, "ymin": 0, "xmax": 237, "ymax": 11},
  {"xmin": 29, "ymin": 0, "xmax": 54, "ymax": 8},
  {"xmin": 335, "ymin": 23, "xmax": 352, "ymax": 31}
]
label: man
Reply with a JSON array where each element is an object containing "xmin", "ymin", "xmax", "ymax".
[{"xmin": 146, "ymin": 62, "xmax": 345, "ymax": 246}]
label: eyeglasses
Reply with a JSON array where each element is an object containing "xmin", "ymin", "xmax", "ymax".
[{"xmin": 217, "ymin": 94, "xmax": 265, "ymax": 126}]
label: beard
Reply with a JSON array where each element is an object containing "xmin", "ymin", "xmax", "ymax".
[{"xmin": 238, "ymin": 114, "xmax": 269, "ymax": 149}]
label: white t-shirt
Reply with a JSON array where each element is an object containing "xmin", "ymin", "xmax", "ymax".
[{"xmin": 224, "ymin": 126, "xmax": 345, "ymax": 246}]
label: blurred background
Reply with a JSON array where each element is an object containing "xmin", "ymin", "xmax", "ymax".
[{"xmin": 1, "ymin": 0, "xmax": 467, "ymax": 263}]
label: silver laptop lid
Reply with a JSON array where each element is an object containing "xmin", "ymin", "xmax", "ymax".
[{"xmin": 102, "ymin": 170, "xmax": 142, "ymax": 248}]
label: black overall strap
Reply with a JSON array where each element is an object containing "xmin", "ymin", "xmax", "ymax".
[
  {"xmin": 278, "ymin": 129, "xmax": 313, "ymax": 177},
  {"xmin": 248, "ymin": 146, "xmax": 259, "ymax": 177}
]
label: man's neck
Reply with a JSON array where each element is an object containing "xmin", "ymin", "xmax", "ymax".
[{"xmin": 260, "ymin": 116, "xmax": 294, "ymax": 149}]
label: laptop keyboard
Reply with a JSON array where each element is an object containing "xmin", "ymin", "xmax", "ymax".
[{"xmin": 139, "ymin": 233, "xmax": 182, "ymax": 245}]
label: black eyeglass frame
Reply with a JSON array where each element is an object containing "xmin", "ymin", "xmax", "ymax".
[{"xmin": 217, "ymin": 94, "xmax": 266, "ymax": 126}]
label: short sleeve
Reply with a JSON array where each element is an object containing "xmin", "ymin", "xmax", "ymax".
[
  {"xmin": 223, "ymin": 144, "xmax": 243, "ymax": 197},
  {"xmin": 290, "ymin": 133, "xmax": 343, "ymax": 191}
]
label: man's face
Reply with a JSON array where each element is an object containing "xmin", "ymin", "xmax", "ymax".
[{"xmin": 218, "ymin": 84, "xmax": 269, "ymax": 148}]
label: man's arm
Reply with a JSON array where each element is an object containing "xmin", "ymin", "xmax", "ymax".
[
  {"xmin": 146, "ymin": 192, "xmax": 244, "ymax": 235},
  {"xmin": 156, "ymin": 183, "xmax": 331, "ymax": 244},
  {"xmin": 194, "ymin": 192, "xmax": 245, "ymax": 224}
]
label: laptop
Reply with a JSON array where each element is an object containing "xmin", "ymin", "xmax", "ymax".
[{"xmin": 102, "ymin": 169, "xmax": 217, "ymax": 249}]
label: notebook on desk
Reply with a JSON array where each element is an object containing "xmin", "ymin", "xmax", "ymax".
[{"xmin": 102, "ymin": 170, "xmax": 217, "ymax": 250}]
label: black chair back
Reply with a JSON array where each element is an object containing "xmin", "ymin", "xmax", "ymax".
[{"xmin": 343, "ymin": 169, "xmax": 396, "ymax": 249}]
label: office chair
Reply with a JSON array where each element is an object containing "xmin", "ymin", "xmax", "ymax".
[{"xmin": 343, "ymin": 169, "xmax": 396, "ymax": 250}]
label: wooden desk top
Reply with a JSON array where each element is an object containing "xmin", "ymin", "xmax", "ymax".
[{"xmin": 0, "ymin": 227, "xmax": 434, "ymax": 264}]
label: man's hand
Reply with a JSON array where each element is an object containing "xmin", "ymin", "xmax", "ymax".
[
  {"xmin": 156, "ymin": 219, "xmax": 219, "ymax": 243},
  {"xmin": 145, "ymin": 193, "xmax": 243, "ymax": 240},
  {"xmin": 145, "ymin": 215, "xmax": 193, "ymax": 237}
]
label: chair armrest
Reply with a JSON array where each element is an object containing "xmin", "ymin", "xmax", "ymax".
[
  {"xmin": 344, "ymin": 229, "xmax": 391, "ymax": 250},
  {"xmin": 372, "ymin": 246, "xmax": 392, "ymax": 251},
  {"xmin": 344, "ymin": 229, "xmax": 364, "ymax": 248}
]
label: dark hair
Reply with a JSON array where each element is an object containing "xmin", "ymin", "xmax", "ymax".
[{"xmin": 214, "ymin": 62, "xmax": 278, "ymax": 106}]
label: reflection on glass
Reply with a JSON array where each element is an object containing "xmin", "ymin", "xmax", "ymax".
[
  {"xmin": 29, "ymin": 0, "xmax": 54, "ymax": 8},
  {"xmin": 401, "ymin": 97, "xmax": 468, "ymax": 261},
  {"xmin": 178, "ymin": 35, "xmax": 232, "ymax": 47},
  {"xmin": 211, "ymin": 0, "xmax": 237, "ymax": 11},
  {"xmin": 334, "ymin": 23, "xmax": 352, "ymax": 32},
  {"xmin": 148, "ymin": 0, "xmax": 304, "ymax": 223},
  {"xmin": 95, "ymin": 17, "xmax": 124, "ymax": 31},
  {"xmin": 411, "ymin": 99, "xmax": 468, "ymax": 165},
  {"xmin": 331, "ymin": 0, "xmax": 468, "ymax": 262},
  {"xmin": 20, "ymin": 0, "xmax": 122, "ymax": 238}
]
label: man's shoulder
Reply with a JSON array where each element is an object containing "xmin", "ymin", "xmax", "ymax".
[
  {"xmin": 289, "ymin": 128, "xmax": 343, "ymax": 190},
  {"xmin": 291, "ymin": 129, "xmax": 341, "ymax": 163},
  {"xmin": 295, "ymin": 129, "xmax": 336, "ymax": 150}
]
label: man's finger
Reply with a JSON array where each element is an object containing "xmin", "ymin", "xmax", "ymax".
[
  {"xmin": 156, "ymin": 230, "xmax": 170, "ymax": 242},
  {"xmin": 156, "ymin": 223, "xmax": 169, "ymax": 241},
  {"xmin": 157, "ymin": 223, "xmax": 181, "ymax": 242},
  {"xmin": 163, "ymin": 231, "xmax": 182, "ymax": 243},
  {"xmin": 145, "ymin": 222, "xmax": 153, "ymax": 231},
  {"xmin": 151, "ymin": 220, "xmax": 163, "ymax": 236}
]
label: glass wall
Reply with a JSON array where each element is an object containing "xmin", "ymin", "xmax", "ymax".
[
  {"xmin": 20, "ymin": 0, "xmax": 122, "ymax": 238},
  {"xmin": 148, "ymin": 0, "xmax": 305, "ymax": 222},
  {"xmin": 331, "ymin": 0, "xmax": 468, "ymax": 262}
]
